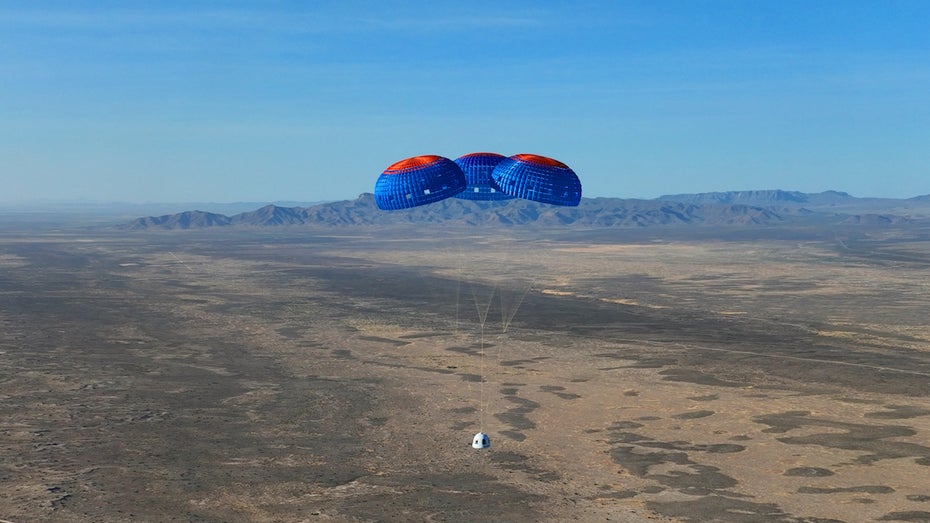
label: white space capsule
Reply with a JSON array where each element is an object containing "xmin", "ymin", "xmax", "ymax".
[{"xmin": 472, "ymin": 432, "xmax": 490, "ymax": 449}]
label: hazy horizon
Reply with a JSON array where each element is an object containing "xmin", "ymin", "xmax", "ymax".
[
  {"xmin": 3, "ymin": 187, "xmax": 930, "ymax": 208},
  {"xmin": 4, "ymin": 187, "xmax": 930, "ymax": 214},
  {"xmin": 3, "ymin": 1, "xmax": 929, "ymax": 203}
]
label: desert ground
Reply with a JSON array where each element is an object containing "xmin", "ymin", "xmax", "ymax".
[{"xmin": 2, "ymin": 223, "xmax": 930, "ymax": 522}]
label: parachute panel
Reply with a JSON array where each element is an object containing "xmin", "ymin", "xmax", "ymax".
[
  {"xmin": 374, "ymin": 155, "xmax": 467, "ymax": 210},
  {"xmin": 453, "ymin": 152, "xmax": 513, "ymax": 201},
  {"xmin": 491, "ymin": 154, "xmax": 582, "ymax": 206}
]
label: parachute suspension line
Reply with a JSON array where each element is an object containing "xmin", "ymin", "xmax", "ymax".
[
  {"xmin": 167, "ymin": 251, "xmax": 195, "ymax": 272},
  {"xmin": 500, "ymin": 278, "xmax": 535, "ymax": 334},
  {"xmin": 491, "ymin": 279, "xmax": 534, "ymax": 386},
  {"xmin": 453, "ymin": 259, "xmax": 462, "ymax": 337},
  {"xmin": 468, "ymin": 274, "xmax": 535, "ymax": 438},
  {"xmin": 469, "ymin": 280, "xmax": 495, "ymax": 328},
  {"xmin": 478, "ymin": 319, "xmax": 485, "ymax": 431},
  {"xmin": 468, "ymin": 280, "xmax": 495, "ymax": 433}
]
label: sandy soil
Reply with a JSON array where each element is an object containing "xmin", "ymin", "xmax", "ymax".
[{"xmin": 2, "ymin": 226, "xmax": 930, "ymax": 522}]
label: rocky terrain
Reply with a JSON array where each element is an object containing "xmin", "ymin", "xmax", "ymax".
[
  {"xmin": 3, "ymin": 221, "xmax": 930, "ymax": 521},
  {"xmin": 121, "ymin": 190, "xmax": 930, "ymax": 230}
]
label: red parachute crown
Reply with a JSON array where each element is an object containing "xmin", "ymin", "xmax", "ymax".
[
  {"xmin": 384, "ymin": 155, "xmax": 445, "ymax": 174},
  {"xmin": 512, "ymin": 153, "xmax": 568, "ymax": 169}
]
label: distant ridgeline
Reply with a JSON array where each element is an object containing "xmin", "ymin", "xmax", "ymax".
[{"xmin": 121, "ymin": 190, "xmax": 930, "ymax": 230}]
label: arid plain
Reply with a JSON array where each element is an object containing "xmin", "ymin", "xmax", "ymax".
[{"xmin": 3, "ymin": 223, "xmax": 930, "ymax": 522}]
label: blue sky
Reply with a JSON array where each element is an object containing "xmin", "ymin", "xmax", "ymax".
[{"xmin": 2, "ymin": 1, "xmax": 929, "ymax": 203}]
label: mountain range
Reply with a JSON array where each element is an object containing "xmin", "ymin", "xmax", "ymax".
[{"xmin": 122, "ymin": 190, "xmax": 930, "ymax": 230}]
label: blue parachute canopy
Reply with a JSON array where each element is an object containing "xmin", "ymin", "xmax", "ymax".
[
  {"xmin": 374, "ymin": 155, "xmax": 467, "ymax": 210},
  {"xmin": 452, "ymin": 152, "xmax": 513, "ymax": 201},
  {"xmin": 491, "ymin": 154, "xmax": 582, "ymax": 206}
]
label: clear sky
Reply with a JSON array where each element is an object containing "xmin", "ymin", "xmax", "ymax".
[{"xmin": 2, "ymin": 1, "xmax": 929, "ymax": 204}]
